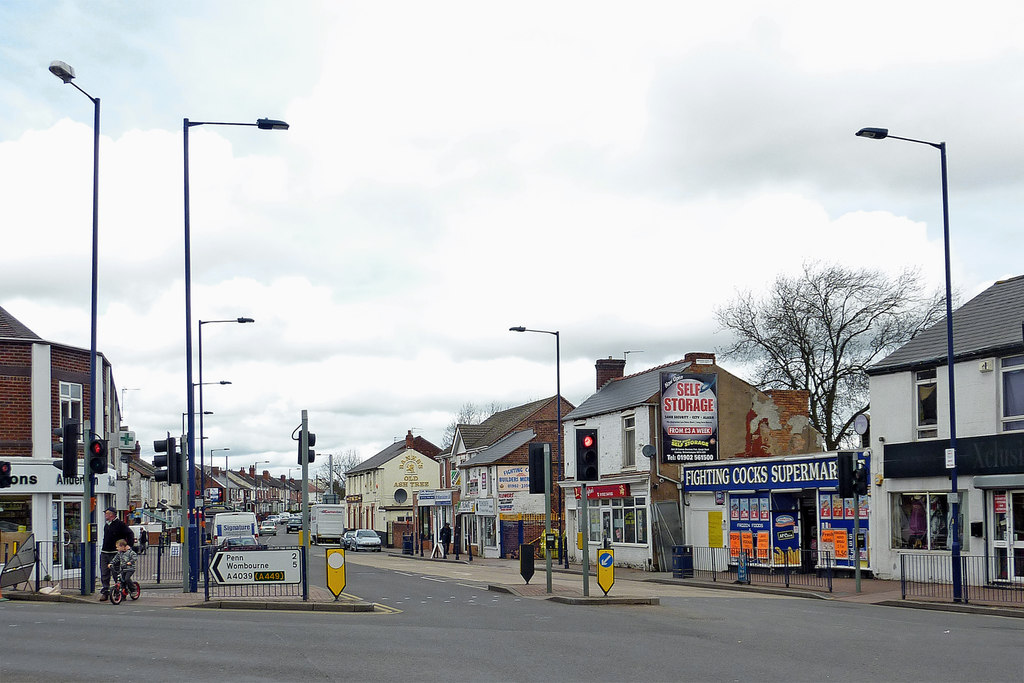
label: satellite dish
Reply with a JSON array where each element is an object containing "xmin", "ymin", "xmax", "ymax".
[{"xmin": 641, "ymin": 445, "xmax": 657, "ymax": 459}]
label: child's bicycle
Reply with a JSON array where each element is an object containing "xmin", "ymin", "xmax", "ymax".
[{"xmin": 109, "ymin": 568, "xmax": 141, "ymax": 605}]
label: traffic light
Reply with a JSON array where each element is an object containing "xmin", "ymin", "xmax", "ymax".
[
  {"xmin": 88, "ymin": 438, "xmax": 108, "ymax": 474},
  {"xmin": 576, "ymin": 429, "xmax": 599, "ymax": 482},
  {"xmin": 53, "ymin": 420, "xmax": 80, "ymax": 478},
  {"xmin": 853, "ymin": 460, "xmax": 869, "ymax": 497},
  {"xmin": 0, "ymin": 461, "xmax": 12, "ymax": 488},
  {"xmin": 154, "ymin": 434, "xmax": 181, "ymax": 485},
  {"xmin": 298, "ymin": 430, "xmax": 316, "ymax": 465},
  {"xmin": 837, "ymin": 451, "xmax": 854, "ymax": 498},
  {"xmin": 528, "ymin": 443, "xmax": 546, "ymax": 494}
]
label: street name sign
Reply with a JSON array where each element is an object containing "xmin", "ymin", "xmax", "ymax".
[{"xmin": 211, "ymin": 549, "xmax": 301, "ymax": 585}]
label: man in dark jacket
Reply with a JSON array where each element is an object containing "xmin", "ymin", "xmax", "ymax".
[
  {"xmin": 100, "ymin": 507, "xmax": 134, "ymax": 601},
  {"xmin": 439, "ymin": 523, "xmax": 452, "ymax": 559}
]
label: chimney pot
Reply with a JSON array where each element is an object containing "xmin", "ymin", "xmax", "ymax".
[{"xmin": 595, "ymin": 357, "xmax": 627, "ymax": 390}]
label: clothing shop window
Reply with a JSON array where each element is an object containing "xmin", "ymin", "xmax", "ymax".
[
  {"xmin": 891, "ymin": 492, "xmax": 966, "ymax": 551},
  {"xmin": 1002, "ymin": 355, "xmax": 1024, "ymax": 432},
  {"xmin": 915, "ymin": 370, "xmax": 938, "ymax": 439},
  {"xmin": 622, "ymin": 415, "xmax": 636, "ymax": 468}
]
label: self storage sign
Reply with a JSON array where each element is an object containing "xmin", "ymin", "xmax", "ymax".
[
  {"xmin": 210, "ymin": 549, "xmax": 301, "ymax": 585},
  {"xmin": 661, "ymin": 372, "xmax": 718, "ymax": 463}
]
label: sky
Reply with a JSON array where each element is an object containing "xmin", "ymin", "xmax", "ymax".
[{"xmin": 2, "ymin": 1, "xmax": 1022, "ymax": 478}]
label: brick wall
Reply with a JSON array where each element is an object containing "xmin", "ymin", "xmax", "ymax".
[{"xmin": 0, "ymin": 342, "xmax": 34, "ymax": 457}]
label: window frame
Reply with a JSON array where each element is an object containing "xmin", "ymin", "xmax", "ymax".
[
  {"xmin": 890, "ymin": 491, "xmax": 966, "ymax": 551},
  {"xmin": 622, "ymin": 414, "xmax": 636, "ymax": 468},
  {"xmin": 59, "ymin": 381, "xmax": 83, "ymax": 432},
  {"xmin": 1001, "ymin": 355, "xmax": 1024, "ymax": 432},
  {"xmin": 915, "ymin": 369, "xmax": 938, "ymax": 439}
]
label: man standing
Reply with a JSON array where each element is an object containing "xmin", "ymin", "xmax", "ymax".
[
  {"xmin": 100, "ymin": 507, "xmax": 134, "ymax": 601},
  {"xmin": 439, "ymin": 522, "xmax": 452, "ymax": 559}
]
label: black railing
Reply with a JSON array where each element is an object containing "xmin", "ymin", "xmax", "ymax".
[
  {"xmin": 900, "ymin": 553, "xmax": 1024, "ymax": 605},
  {"xmin": 689, "ymin": 546, "xmax": 833, "ymax": 591},
  {"xmin": 30, "ymin": 539, "xmax": 184, "ymax": 593}
]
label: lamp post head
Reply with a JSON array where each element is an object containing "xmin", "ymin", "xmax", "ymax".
[
  {"xmin": 257, "ymin": 118, "xmax": 289, "ymax": 130},
  {"xmin": 509, "ymin": 326, "xmax": 526, "ymax": 332},
  {"xmin": 49, "ymin": 60, "xmax": 76, "ymax": 83},
  {"xmin": 855, "ymin": 127, "xmax": 889, "ymax": 140},
  {"xmin": 218, "ymin": 381, "xmax": 232, "ymax": 385},
  {"xmin": 237, "ymin": 317, "xmax": 255, "ymax": 324}
]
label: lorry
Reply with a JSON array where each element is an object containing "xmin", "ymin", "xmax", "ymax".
[
  {"xmin": 212, "ymin": 512, "xmax": 258, "ymax": 545},
  {"xmin": 309, "ymin": 504, "xmax": 347, "ymax": 545}
]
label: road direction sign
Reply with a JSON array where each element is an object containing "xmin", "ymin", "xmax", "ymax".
[
  {"xmin": 326, "ymin": 548, "xmax": 346, "ymax": 599},
  {"xmin": 210, "ymin": 549, "xmax": 301, "ymax": 585},
  {"xmin": 597, "ymin": 548, "xmax": 614, "ymax": 595}
]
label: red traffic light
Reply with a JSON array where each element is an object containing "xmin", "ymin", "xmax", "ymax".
[
  {"xmin": 582, "ymin": 435, "xmax": 594, "ymax": 448},
  {"xmin": 90, "ymin": 440, "xmax": 103, "ymax": 454}
]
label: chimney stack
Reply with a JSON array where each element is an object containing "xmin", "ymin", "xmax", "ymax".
[
  {"xmin": 406, "ymin": 430, "xmax": 415, "ymax": 450},
  {"xmin": 684, "ymin": 352, "xmax": 716, "ymax": 366},
  {"xmin": 596, "ymin": 357, "xmax": 626, "ymax": 390}
]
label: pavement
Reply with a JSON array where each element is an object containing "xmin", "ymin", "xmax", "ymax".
[{"xmin": 4, "ymin": 549, "xmax": 1022, "ymax": 618}]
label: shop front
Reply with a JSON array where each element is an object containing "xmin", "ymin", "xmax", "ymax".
[
  {"xmin": 0, "ymin": 459, "xmax": 117, "ymax": 582},
  {"xmin": 682, "ymin": 452, "xmax": 871, "ymax": 573}
]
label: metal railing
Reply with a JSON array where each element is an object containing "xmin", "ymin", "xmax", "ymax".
[
  {"xmin": 28, "ymin": 539, "xmax": 184, "ymax": 593},
  {"xmin": 689, "ymin": 546, "xmax": 833, "ymax": 591},
  {"xmin": 900, "ymin": 553, "xmax": 1024, "ymax": 605}
]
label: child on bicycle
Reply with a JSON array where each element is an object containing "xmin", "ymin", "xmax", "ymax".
[{"xmin": 108, "ymin": 538, "xmax": 138, "ymax": 592}]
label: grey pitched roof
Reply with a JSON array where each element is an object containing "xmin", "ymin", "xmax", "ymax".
[
  {"xmin": 565, "ymin": 360, "xmax": 693, "ymax": 420},
  {"xmin": 0, "ymin": 305, "xmax": 42, "ymax": 341},
  {"xmin": 458, "ymin": 397, "xmax": 557, "ymax": 450},
  {"xmin": 461, "ymin": 429, "xmax": 536, "ymax": 468},
  {"xmin": 347, "ymin": 435, "xmax": 440, "ymax": 475},
  {"xmin": 869, "ymin": 275, "xmax": 1024, "ymax": 375}
]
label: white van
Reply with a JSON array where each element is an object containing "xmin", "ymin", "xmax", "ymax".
[
  {"xmin": 309, "ymin": 504, "xmax": 347, "ymax": 545},
  {"xmin": 212, "ymin": 512, "xmax": 258, "ymax": 545}
]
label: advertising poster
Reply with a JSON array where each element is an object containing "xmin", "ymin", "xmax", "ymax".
[
  {"xmin": 832, "ymin": 529, "xmax": 849, "ymax": 560},
  {"xmin": 660, "ymin": 372, "xmax": 718, "ymax": 462},
  {"xmin": 831, "ymin": 494, "xmax": 842, "ymax": 519},
  {"xmin": 730, "ymin": 498, "xmax": 739, "ymax": 521},
  {"xmin": 739, "ymin": 497, "xmax": 750, "ymax": 521},
  {"xmin": 729, "ymin": 532, "xmax": 741, "ymax": 557},
  {"xmin": 760, "ymin": 495, "xmax": 770, "ymax": 521},
  {"xmin": 741, "ymin": 531, "xmax": 754, "ymax": 556},
  {"xmin": 708, "ymin": 511, "xmax": 724, "ymax": 548},
  {"xmin": 819, "ymin": 492, "xmax": 831, "ymax": 520},
  {"xmin": 756, "ymin": 532, "xmax": 770, "ymax": 560},
  {"xmin": 749, "ymin": 497, "xmax": 759, "ymax": 521},
  {"xmin": 844, "ymin": 497, "xmax": 854, "ymax": 520},
  {"xmin": 859, "ymin": 495, "xmax": 870, "ymax": 519},
  {"xmin": 772, "ymin": 509, "xmax": 800, "ymax": 566}
]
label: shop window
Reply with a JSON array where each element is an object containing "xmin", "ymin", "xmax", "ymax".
[
  {"xmin": 481, "ymin": 516, "xmax": 496, "ymax": 547},
  {"xmin": 915, "ymin": 370, "xmax": 937, "ymax": 439},
  {"xmin": 1002, "ymin": 355, "xmax": 1024, "ymax": 432},
  {"xmin": 622, "ymin": 415, "xmax": 636, "ymax": 468},
  {"xmin": 60, "ymin": 382, "xmax": 83, "ymax": 431},
  {"xmin": 0, "ymin": 495, "xmax": 32, "ymax": 532},
  {"xmin": 891, "ymin": 492, "xmax": 966, "ymax": 551},
  {"xmin": 581, "ymin": 497, "xmax": 648, "ymax": 544}
]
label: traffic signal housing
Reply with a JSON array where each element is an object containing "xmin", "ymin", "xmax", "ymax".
[
  {"xmin": 576, "ymin": 429, "xmax": 599, "ymax": 482},
  {"xmin": 298, "ymin": 431, "xmax": 316, "ymax": 465},
  {"xmin": 853, "ymin": 460, "xmax": 869, "ymax": 497},
  {"xmin": 154, "ymin": 435, "xmax": 181, "ymax": 485},
  {"xmin": 837, "ymin": 451, "xmax": 854, "ymax": 498},
  {"xmin": 528, "ymin": 443, "xmax": 546, "ymax": 494},
  {"xmin": 53, "ymin": 421, "xmax": 80, "ymax": 478},
  {"xmin": 88, "ymin": 438, "xmax": 108, "ymax": 474},
  {"xmin": 0, "ymin": 461, "xmax": 12, "ymax": 489}
]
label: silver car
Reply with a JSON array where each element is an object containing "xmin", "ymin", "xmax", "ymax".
[{"xmin": 350, "ymin": 529, "xmax": 382, "ymax": 552}]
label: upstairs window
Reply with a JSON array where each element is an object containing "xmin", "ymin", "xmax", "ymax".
[
  {"xmin": 622, "ymin": 415, "xmax": 636, "ymax": 468},
  {"xmin": 915, "ymin": 369, "xmax": 938, "ymax": 439},
  {"xmin": 1003, "ymin": 355, "xmax": 1024, "ymax": 432},
  {"xmin": 60, "ymin": 382, "xmax": 83, "ymax": 433}
]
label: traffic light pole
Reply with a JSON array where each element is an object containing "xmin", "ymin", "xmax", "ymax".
[
  {"xmin": 580, "ymin": 483, "xmax": 589, "ymax": 597},
  {"xmin": 301, "ymin": 410, "xmax": 310, "ymax": 548}
]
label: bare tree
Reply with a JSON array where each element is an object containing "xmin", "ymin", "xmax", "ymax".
[
  {"xmin": 715, "ymin": 261, "xmax": 945, "ymax": 450},
  {"xmin": 313, "ymin": 449, "xmax": 362, "ymax": 497},
  {"xmin": 442, "ymin": 401, "xmax": 507, "ymax": 448}
]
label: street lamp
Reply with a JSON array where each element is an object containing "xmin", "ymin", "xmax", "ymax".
[
  {"xmin": 183, "ymin": 117, "xmax": 287, "ymax": 592},
  {"xmin": 209, "ymin": 447, "xmax": 230, "ymax": 509},
  {"xmin": 198, "ymin": 320, "xmax": 250, "ymax": 524},
  {"xmin": 509, "ymin": 325, "xmax": 562, "ymax": 594},
  {"xmin": 50, "ymin": 60, "xmax": 102, "ymax": 595},
  {"xmin": 210, "ymin": 447, "xmax": 231, "ymax": 473},
  {"xmin": 252, "ymin": 460, "xmax": 270, "ymax": 515},
  {"xmin": 856, "ymin": 126, "xmax": 962, "ymax": 602}
]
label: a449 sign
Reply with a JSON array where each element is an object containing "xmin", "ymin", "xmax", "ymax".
[{"xmin": 211, "ymin": 549, "xmax": 301, "ymax": 585}]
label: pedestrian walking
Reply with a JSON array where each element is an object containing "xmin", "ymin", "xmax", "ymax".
[
  {"xmin": 99, "ymin": 507, "xmax": 134, "ymax": 601},
  {"xmin": 439, "ymin": 522, "xmax": 452, "ymax": 559}
]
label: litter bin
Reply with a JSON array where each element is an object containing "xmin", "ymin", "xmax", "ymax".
[
  {"xmin": 402, "ymin": 534, "xmax": 413, "ymax": 555},
  {"xmin": 672, "ymin": 544, "xmax": 694, "ymax": 578}
]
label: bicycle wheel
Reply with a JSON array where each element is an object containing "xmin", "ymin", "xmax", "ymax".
[
  {"xmin": 129, "ymin": 581, "xmax": 141, "ymax": 600},
  {"xmin": 110, "ymin": 585, "xmax": 124, "ymax": 605}
]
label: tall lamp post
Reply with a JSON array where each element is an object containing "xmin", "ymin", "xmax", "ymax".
[
  {"xmin": 210, "ymin": 447, "xmax": 230, "ymax": 509},
  {"xmin": 183, "ymin": 117, "xmax": 287, "ymax": 591},
  {"xmin": 856, "ymin": 126, "xmax": 962, "ymax": 602},
  {"xmin": 252, "ymin": 460, "xmax": 270, "ymax": 515},
  {"xmin": 50, "ymin": 60, "xmax": 102, "ymax": 595},
  {"xmin": 509, "ymin": 326, "xmax": 561, "ymax": 594}
]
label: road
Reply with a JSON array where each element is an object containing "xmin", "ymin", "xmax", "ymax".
[{"xmin": 3, "ymin": 531, "xmax": 1023, "ymax": 682}]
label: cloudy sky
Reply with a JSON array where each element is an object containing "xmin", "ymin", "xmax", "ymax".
[{"xmin": 2, "ymin": 2, "xmax": 1022, "ymax": 477}]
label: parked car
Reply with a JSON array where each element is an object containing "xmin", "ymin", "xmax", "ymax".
[
  {"xmin": 349, "ymin": 529, "xmax": 382, "ymax": 552},
  {"xmin": 259, "ymin": 520, "xmax": 277, "ymax": 536},
  {"xmin": 341, "ymin": 530, "xmax": 357, "ymax": 550},
  {"xmin": 216, "ymin": 535, "xmax": 266, "ymax": 552},
  {"xmin": 286, "ymin": 515, "xmax": 302, "ymax": 533}
]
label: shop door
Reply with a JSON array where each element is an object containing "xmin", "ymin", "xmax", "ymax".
[
  {"xmin": 993, "ymin": 491, "xmax": 1024, "ymax": 582},
  {"xmin": 50, "ymin": 499, "xmax": 83, "ymax": 579},
  {"xmin": 798, "ymin": 494, "xmax": 816, "ymax": 572}
]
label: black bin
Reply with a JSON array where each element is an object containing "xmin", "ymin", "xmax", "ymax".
[
  {"xmin": 672, "ymin": 544, "xmax": 694, "ymax": 578},
  {"xmin": 402, "ymin": 534, "xmax": 413, "ymax": 555}
]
